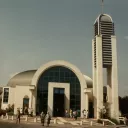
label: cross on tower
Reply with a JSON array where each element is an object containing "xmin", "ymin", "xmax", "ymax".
[{"xmin": 101, "ymin": 0, "xmax": 104, "ymax": 14}]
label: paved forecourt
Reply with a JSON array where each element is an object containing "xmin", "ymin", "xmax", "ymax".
[
  {"xmin": 0, "ymin": 115, "xmax": 126, "ymax": 128},
  {"xmin": 0, "ymin": 115, "xmax": 107, "ymax": 127},
  {"xmin": 0, "ymin": 120, "xmax": 122, "ymax": 128}
]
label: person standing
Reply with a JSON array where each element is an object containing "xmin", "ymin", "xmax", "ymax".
[
  {"xmin": 40, "ymin": 111, "xmax": 45, "ymax": 126},
  {"xmin": 16, "ymin": 108, "xmax": 20, "ymax": 124},
  {"xmin": 65, "ymin": 109, "xmax": 68, "ymax": 118},
  {"xmin": 70, "ymin": 109, "xmax": 73, "ymax": 118},
  {"xmin": 31, "ymin": 108, "xmax": 33, "ymax": 117},
  {"xmin": 86, "ymin": 110, "xmax": 89, "ymax": 119},
  {"xmin": 24, "ymin": 106, "xmax": 28, "ymax": 115},
  {"xmin": 73, "ymin": 110, "xmax": 77, "ymax": 120},
  {"xmin": 45, "ymin": 112, "xmax": 51, "ymax": 127},
  {"xmin": 28, "ymin": 108, "xmax": 31, "ymax": 117},
  {"xmin": 20, "ymin": 108, "xmax": 23, "ymax": 116},
  {"xmin": 82, "ymin": 109, "xmax": 86, "ymax": 119},
  {"xmin": 124, "ymin": 116, "xmax": 127, "ymax": 125},
  {"xmin": 75, "ymin": 110, "xmax": 78, "ymax": 120}
]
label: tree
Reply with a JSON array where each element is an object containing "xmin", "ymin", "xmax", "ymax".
[
  {"xmin": 0, "ymin": 87, "xmax": 2, "ymax": 108},
  {"xmin": 119, "ymin": 96, "xmax": 128, "ymax": 116}
]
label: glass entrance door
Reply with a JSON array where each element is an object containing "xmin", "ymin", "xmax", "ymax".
[
  {"xmin": 89, "ymin": 102, "xmax": 94, "ymax": 118},
  {"xmin": 53, "ymin": 88, "xmax": 65, "ymax": 117}
]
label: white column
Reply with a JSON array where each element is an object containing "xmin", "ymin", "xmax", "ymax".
[
  {"xmin": 107, "ymin": 68, "xmax": 112, "ymax": 103},
  {"xmin": 81, "ymin": 86, "xmax": 86, "ymax": 117},
  {"xmin": 65, "ymin": 86, "xmax": 70, "ymax": 112},
  {"xmin": 32, "ymin": 90, "xmax": 36, "ymax": 116},
  {"xmin": 111, "ymin": 36, "xmax": 119, "ymax": 119},
  {"xmin": 48, "ymin": 85, "xmax": 54, "ymax": 116},
  {"xmin": 96, "ymin": 35, "xmax": 103, "ymax": 119},
  {"xmin": 107, "ymin": 68, "xmax": 112, "ymax": 117},
  {"xmin": 29, "ymin": 90, "xmax": 32, "ymax": 108},
  {"xmin": 92, "ymin": 39, "xmax": 97, "ymax": 118},
  {"xmin": 85, "ymin": 93, "xmax": 89, "ymax": 111}
]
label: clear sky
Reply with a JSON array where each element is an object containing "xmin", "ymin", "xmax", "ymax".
[{"xmin": 0, "ymin": 0, "xmax": 128, "ymax": 97}]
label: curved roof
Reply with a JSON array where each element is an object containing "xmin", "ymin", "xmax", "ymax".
[
  {"xmin": 83, "ymin": 75, "xmax": 93, "ymax": 88},
  {"xmin": 94, "ymin": 14, "xmax": 113, "ymax": 24},
  {"xmin": 7, "ymin": 70, "xmax": 37, "ymax": 86},
  {"xmin": 7, "ymin": 63, "xmax": 93, "ymax": 88},
  {"xmin": 31, "ymin": 60, "xmax": 88, "ymax": 89}
]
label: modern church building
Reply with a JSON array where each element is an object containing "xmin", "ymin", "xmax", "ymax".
[
  {"xmin": 1, "ymin": 60, "xmax": 93, "ymax": 117},
  {"xmin": 1, "ymin": 14, "xmax": 119, "ymax": 119}
]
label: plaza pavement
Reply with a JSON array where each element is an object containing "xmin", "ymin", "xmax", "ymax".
[
  {"xmin": 0, "ymin": 115, "xmax": 127, "ymax": 128},
  {"xmin": 0, "ymin": 120, "xmax": 127, "ymax": 128}
]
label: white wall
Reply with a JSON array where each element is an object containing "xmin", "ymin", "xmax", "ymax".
[
  {"xmin": 14, "ymin": 85, "xmax": 30, "ymax": 114},
  {"xmin": 1, "ymin": 85, "xmax": 33, "ymax": 115},
  {"xmin": 8, "ymin": 86, "xmax": 15, "ymax": 106}
]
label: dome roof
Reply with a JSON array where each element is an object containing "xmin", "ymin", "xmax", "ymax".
[
  {"xmin": 94, "ymin": 14, "xmax": 113, "ymax": 24},
  {"xmin": 7, "ymin": 70, "xmax": 93, "ymax": 88},
  {"xmin": 83, "ymin": 75, "xmax": 93, "ymax": 88},
  {"xmin": 7, "ymin": 70, "xmax": 37, "ymax": 86}
]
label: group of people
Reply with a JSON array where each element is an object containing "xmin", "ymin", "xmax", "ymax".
[
  {"xmin": 65, "ymin": 109, "xmax": 89, "ymax": 120},
  {"xmin": 16, "ymin": 107, "xmax": 33, "ymax": 124},
  {"xmin": 40, "ymin": 111, "xmax": 51, "ymax": 127},
  {"xmin": 16, "ymin": 108, "xmax": 51, "ymax": 127},
  {"xmin": 20, "ymin": 107, "xmax": 33, "ymax": 116},
  {"xmin": 13, "ymin": 107, "xmax": 128, "ymax": 127},
  {"xmin": 65, "ymin": 109, "xmax": 78, "ymax": 120}
]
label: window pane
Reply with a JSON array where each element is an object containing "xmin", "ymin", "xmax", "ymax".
[
  {"xmin": 76, "ymin": 95, "xmax": 80, "ymax": 101},
  {"xmin": 3, "ymin": 88, "xmax": 9, "ymax": 103},
  {"xmin": 60, "ymin": 89, "xmax": 64, "ymax": 94},
  {"xmin": 70, "ymin": 95, "xmax": 75, "ymax": 100},
  {"xmin": 70, "ymin": 100, "xmax": 75, "ymax": 105},
  {"xmin": 54, "ymin": 88, "xmax": 59, "ymax": 94}
]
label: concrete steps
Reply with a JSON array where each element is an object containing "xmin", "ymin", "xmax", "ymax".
[{"xmin": 0, "ymin": 115, "xmax": 109, "ymax": 127}]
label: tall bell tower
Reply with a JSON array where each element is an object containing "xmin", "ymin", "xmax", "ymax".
[{"xmin": 92, "ymin": 13, "xmax": 119, "ymax": 119}]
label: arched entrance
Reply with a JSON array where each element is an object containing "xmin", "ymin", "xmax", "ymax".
[
  {"xmin": 31, "ymin": 60, "xmax": 87, "ymax": 117},
  {"xmin": 36, "ymin": 66, "xmax": 81, "ymax": 116}
]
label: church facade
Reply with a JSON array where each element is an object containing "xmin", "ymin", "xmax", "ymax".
[
  {"xmin": 1, "ymin": 14, "xmax": 119, "ymax": 119},
  {"xmin": 1, "ymin": 60, "xmax": 93, "ymax": 117}
]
